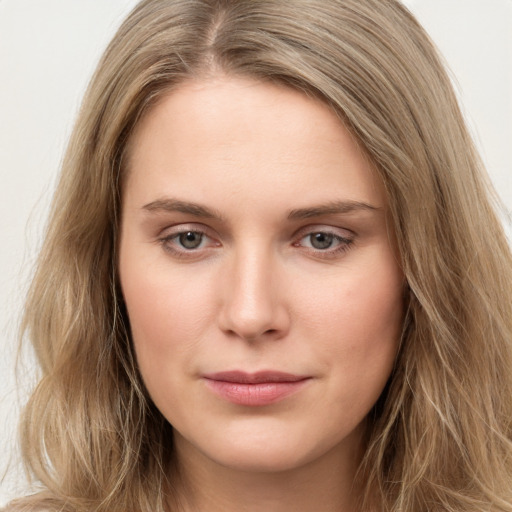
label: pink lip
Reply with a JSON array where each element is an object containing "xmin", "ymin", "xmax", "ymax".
[{"xmin": 203, "ymin": 371, "xmax": 311, "ymax": 406}]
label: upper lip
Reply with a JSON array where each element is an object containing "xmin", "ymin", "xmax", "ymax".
[{"xmin": 203, "ymin": 371, "xmax": 310, "ymax": 384}]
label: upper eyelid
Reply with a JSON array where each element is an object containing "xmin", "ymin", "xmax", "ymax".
[
  {"xmin": 160, "ymin": 229, "xmax": 216, "ymax": 245},
  {"xmin": 293, "ymin": 224, "xmax": 354, "ymax": 238},
  {"xmin": 295, "ymin": 232, "xmax": 353, "ymax": 248},
  {"xmin": 158, "ymin": 222, "xmax": 215, "ymax": 237}
]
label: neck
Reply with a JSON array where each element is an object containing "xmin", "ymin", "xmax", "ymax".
[{"xmin": 169, "ymin": 431, "xmax": 365, "ymax": 512}]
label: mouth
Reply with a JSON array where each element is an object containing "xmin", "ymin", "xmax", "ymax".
[{"xmin": 202, "ymin": 371, "xmax": 312, "ymax": 406}]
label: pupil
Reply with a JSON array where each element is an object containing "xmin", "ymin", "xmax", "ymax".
[
  {"xmin": 179, "ymin": 232, "xmax": 202, "ymax": 249},
  {"xmin": 311, "ymin": 233, "xmax": 333, "ymax": 250}
]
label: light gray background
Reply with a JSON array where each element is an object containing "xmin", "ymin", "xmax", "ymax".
[{"xmin": 1, "ymin": 0, "xmax": 511, "ymax": 505}]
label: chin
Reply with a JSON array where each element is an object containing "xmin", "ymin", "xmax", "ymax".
[
  {"xmin": 212, "ymin": 444, "xmax": 313, "ymax": 474},
  {"xmin": 175, "ymin": 418, "xmax": 364, "ymax": 476}
]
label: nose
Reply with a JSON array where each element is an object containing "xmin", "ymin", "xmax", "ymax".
[{"xmin": 218, "ymin": 247, "xmax": 290, "ymax": 341}]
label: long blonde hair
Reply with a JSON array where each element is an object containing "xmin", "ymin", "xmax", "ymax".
[{"xmin": 10, "ymin": 0, "xmax": 512, "ymax": 511}]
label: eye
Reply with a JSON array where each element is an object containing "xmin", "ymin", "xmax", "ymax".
[
  {"xmin": 294, "ymin": 228, "xmax": 354, "ymax": 257},
  {"xmin": 158, "ymin": 225, "xmax": 220, "ymax": 257}
]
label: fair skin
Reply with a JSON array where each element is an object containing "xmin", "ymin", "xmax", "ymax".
[{"xmin": 119, "ymin": 76, "xmax": 404, "ymax": 512}]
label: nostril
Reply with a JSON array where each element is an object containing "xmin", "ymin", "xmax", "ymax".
[{"xmin": 222, "ymin": 323, "xmax": 284, "ymax": 342}]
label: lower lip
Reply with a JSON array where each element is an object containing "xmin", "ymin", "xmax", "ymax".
[{"xmin": 204, "ymin": 379, "xmax": 310, "ymax": 406}]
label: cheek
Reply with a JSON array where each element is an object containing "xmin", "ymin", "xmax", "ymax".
[
  {"xmin": 298, "ymin": 254, "xmax": 403, "ymax": 390},
  {"xmin": 119, "ymin": 252, "xmax": 218, "ymax": 373},
  {"xmin": 300, "ymin": 257, "xmax": 403, "ymax": 342},
  {"xmin": 308, "ymin": 274, "xmax": 403, "ymax": 440},
  {"xmin": 119, "ymin": 259, "xmax": 218, "ymax": 418}
]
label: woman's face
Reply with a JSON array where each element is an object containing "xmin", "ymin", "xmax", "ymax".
[{"xmin": 119, "ymin": 76, "xmax": 404, "ymax": 475}]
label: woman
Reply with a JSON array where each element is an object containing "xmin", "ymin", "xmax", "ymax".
[{"xmin": 5, "ymin": 0, "xmax": 512, "ymax": 511}]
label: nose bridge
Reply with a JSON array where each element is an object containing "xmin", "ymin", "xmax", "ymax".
[{"xmin": 219, "ymin": 240, "xmax": 285, "ymax": 340}]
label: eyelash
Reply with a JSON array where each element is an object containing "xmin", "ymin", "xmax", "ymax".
[{"xmin": 158, "ymin": 226, "xmax": 354, "ymax": 259}]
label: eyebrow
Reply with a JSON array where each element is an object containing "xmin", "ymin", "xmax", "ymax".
[
  {"xmin": 142, "ymin": 197, "xmax": 380, "ymax": 221},
  {"xmin": 142, "ymin": 198, "xmax": 225, "ymax": 220},
  {"xmin": 287, "ymin": 200, "xmax": 380, "ymax": 220}
]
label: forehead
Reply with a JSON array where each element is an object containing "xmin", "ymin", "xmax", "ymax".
[{"xmin": 123, "ymin": 76, "xmax": 386, "ymax": 214}]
